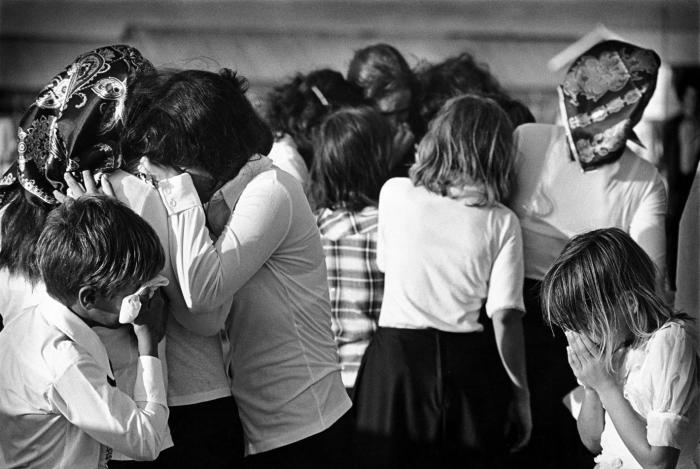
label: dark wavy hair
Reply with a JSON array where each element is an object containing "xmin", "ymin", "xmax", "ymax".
[
  {"xmin": 410, "ymin": 94, "xmax": 514, "ymax": 206},
  {"xmin": 0, "ymin": 187, "xmax": 52, "ymax": 283},
  {"xmin": 415, "ymin": 52, "xmax": 506, "ymax": 126},
  {"xmin": 347, "ymin": 43, "xmax": 424, "ymax": 136},
  {"xmin": 37, "ymin": 195, "xmax": 164, "ymax": 306},
  {"xmin": 310, "ymin": 106, "xmax": 393, "ymax": 211},
  {"xmin": 121, "ymin": 68, "xmax": 273, "ymax": 183},
  {"xmin": 264, "ymin": 69, "xmax": 366, "ymax": 167},
  {"xmin": 486, "ymin": 93, "xmax": 536, "ymax": 128},
  {"xmin": 347, "ymin": 43, "xmax": 414, "ymax": 102}
]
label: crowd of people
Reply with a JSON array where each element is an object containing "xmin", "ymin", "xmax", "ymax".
[{"xmin": 0, "ymin": 39, "xmax": 698, "ymax": 469}]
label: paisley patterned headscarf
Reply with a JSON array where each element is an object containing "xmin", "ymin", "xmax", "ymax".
[
  {"xmin": 559, "ymin": 40, "xmax": 660, "ymax": 171},
  {"xmin": 0, "ymin": 45, "xmax": 153, "ymax": 207}
]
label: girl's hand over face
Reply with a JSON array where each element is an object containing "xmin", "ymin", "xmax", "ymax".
[{"xmin": 565, "ymin": 331, "xmax": 616, "ymax": 393}]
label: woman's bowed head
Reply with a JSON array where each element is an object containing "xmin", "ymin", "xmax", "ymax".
[{"xmin": 121, "ymin": 68, "xmax": 273, "ymax": 198}]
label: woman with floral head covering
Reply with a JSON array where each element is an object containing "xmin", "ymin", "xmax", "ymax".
[
  {"xmin": 0, "ymin": 44, "xmax": 153, "ymax": 322},
  {"xmin": 0, "ymin": 45, "xmax": 245, "ymax": 468},
  {"xmin": 507, "ymin": 40, "xmax": 666, "ymax": 468}
]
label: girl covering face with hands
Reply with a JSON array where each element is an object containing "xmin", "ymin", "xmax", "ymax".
[{"xmin": 542, "ymin": 228, "xmax": 699, "ymax": 469}]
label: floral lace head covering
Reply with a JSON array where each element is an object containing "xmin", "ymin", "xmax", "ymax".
[
  {"xmin": 0, "ymin": 45, "xmax": 153, "ymax": 207},
  {"xmin": 559, "ymin": 40, "xmax": 660, "ymax": 171}
]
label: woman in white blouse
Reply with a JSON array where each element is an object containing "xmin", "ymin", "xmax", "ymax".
[
  {"xmin": 508, "ymin": 40, "xmax": 666, "ymax": 469},
  {"xmin": 127, "ymin": 68, "xmax": 353, "ymax": 469}
]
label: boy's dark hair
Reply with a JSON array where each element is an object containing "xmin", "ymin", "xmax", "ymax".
[
  {"xmin": 310, "ymin": 106, "xmax": 392, "ymax": 212},
  {"xmin": 121, "ymin": 69, "xmax": 273, "ymax": 183},
  {"xmin": 416, "ymin": 52, "xmax": 506, "ymax": 126},
  {"xmin": 264, "ymin": 69, "xmax": 366, "ymax": 167},
  {"xmin": 0, "ymin": 187, "xmax": 52, "ymax": 282},
  {"xmin": 37, "ymin": 195, "xmax": 165, "ymax": 306},
  {"xmin": 347, "ymin": 43, "xmax": 414, "ymax": 102}
]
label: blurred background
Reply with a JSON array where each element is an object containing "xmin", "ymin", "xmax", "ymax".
[{"xmin": 1, "ymin": 0, "xmax": 699, "ymax": 171}]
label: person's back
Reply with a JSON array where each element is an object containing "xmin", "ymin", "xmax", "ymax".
[
  {"xmin": 353, "ymin": 95, "xmax": 530, "ymax": 469},
  {"xmin": 378, "ymin": 177, "xmax": 521, "ymax": 331}
]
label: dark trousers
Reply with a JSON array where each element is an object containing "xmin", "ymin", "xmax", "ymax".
[
  {"xmin": 506, "ymin": 279, "xmax": 592, "ymax": 469},
  {"xmin": 242, "ymin": 410, "xmax": 355, "ymax": 469},
  {"xmin": 154, "ymin": 396, "xmax": 243, "ymax": 469}
]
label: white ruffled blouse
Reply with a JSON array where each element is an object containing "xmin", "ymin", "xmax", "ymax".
[{"xmin": 595, "ymin": 321, "xmax": 700, "ymax": 469}]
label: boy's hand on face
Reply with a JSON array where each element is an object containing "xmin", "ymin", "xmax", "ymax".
[
  {"xmin": 565, "ymin": 331, "xmax": 616, "ymax": 393},
  {"xmin": 132, "ymin": 289, "xmax": 168, "ymax": 357}
]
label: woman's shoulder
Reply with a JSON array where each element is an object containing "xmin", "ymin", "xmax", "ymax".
[
  {"xmin": 618, "ymin": 147, "xmax": 663, "ymax": 184},
  {"xmin": 381, "ymin": 177, "xmax": 412, "ymax": 192},
  {"xmin": 513, "ymin": 123, "xmax": 565, "ymax": 149}
]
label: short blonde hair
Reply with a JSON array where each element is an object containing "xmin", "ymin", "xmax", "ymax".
[{"xmin": 409, "ymin": 94, "xmax": 514, "ymax": 205}]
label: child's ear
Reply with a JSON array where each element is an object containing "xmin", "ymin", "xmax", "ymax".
[{"xmin": 78, "ymin": 286, "xmax": 98, "ymax": 310}]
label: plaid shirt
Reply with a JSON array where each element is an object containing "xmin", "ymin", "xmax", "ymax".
[{"xmin": 316, "ymin": 206, "xmax": 384, "ymax": 388}]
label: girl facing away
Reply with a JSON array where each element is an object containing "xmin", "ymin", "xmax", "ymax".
[
  {"xmin": 543, "ymin": 228, "xmax": 700, "ymax": 469},
  {"xmin": 310, "ymin": 106, "xmax": 393, "ymax": 392},
  {"xmin": 352, "ymin": 94, "xmax": 531, "ymax": 469}
]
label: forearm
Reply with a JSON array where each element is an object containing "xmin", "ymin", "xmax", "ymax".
[
  {"xmin": 597, "ymin": 384, "xmax": 679, "ymax": 469},
  {"xmin": 53, "ymin": 359, "xmax": 169, "ymax": 461},
  {"xmin": 169, "ymin": 205, "xmax": 234, "ymax": 312},
  {"xmin": 492, "ymin": 309, "xmax": 529, "ymax": 396},
  {"xmin": 577, "ymin": 388, "xmax": 604, "ymax": 453},
  {"xmin": 159, "ymin": 173, "xmax": 290, "ymax": 314}
]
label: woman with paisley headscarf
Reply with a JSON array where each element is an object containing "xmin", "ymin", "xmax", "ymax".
[
  {"xmin": 507, "ymin": 40, "xmax": 667, "ymax": 468},
  {"xmin": 0, "ymin": 45, "xmax": 242, "ymax": 468}
]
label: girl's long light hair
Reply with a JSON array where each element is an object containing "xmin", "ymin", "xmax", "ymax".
[
  {"xmin": 542, "ymin": 228, "xmax": 685, "ymax": 371},
  {"xmin": 409, "ymin": 94, "xmax": 514, "ymax": 206}
]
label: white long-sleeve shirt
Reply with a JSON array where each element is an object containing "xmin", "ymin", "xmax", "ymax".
[
  {"xmin": 0, "ymin": 296, "xmax": 168, "ymax": 468},
  {"xmin": 97, "ymin": 170, "xmax": 231, "ymax": 409},
  {"xmin": 156, "ymin": 168, "xmax": 351, "ymax": 455}
]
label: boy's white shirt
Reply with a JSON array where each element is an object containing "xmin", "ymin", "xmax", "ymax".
[{"xmin": 0, "ymin": 296, "xmax": 168, "ymax": 468}]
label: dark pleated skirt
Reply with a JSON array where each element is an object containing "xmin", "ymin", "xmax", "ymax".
[{"xmin": 352, "ymin": 325, "xmax": 511, "ymax": 469}]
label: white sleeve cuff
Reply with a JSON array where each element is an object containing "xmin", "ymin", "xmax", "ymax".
[
  {"xmin": 158, "ymin": 173, "xmax": 201, "ymax": 215},
  {"xmin": 133, "ymin": 356, "xmax": 168, "ymax": 407},
  {"xmin": 646, "ymin": 411, "xmax": 688, "ymax": 449}
]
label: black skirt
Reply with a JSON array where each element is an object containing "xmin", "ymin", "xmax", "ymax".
[{"xmin": 353, "ymin": 325, "xmax": 511, "ymax": 469}]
